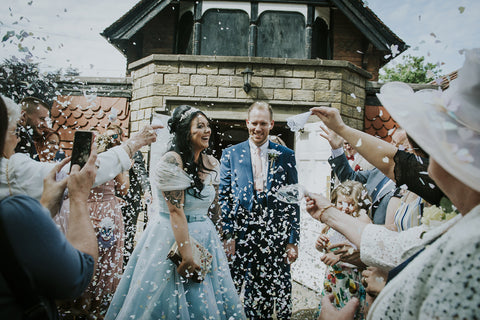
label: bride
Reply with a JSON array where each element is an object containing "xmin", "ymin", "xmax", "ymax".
[{"xmin": 105, "ymin": 105, "xmax": 245, "ymax": 319}]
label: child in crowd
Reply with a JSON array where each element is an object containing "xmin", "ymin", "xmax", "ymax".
[{"xmin": 315, "ymin": 180, "xmax": 371, "ymax": 319}]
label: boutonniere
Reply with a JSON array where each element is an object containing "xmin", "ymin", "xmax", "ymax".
[
  {"xmin": 420, "ymin": 197, "xmax": 459, "ymax": 230},
  {"xmin": 267, "ymin": 149, "xmax": 282, "ymax": 172}
]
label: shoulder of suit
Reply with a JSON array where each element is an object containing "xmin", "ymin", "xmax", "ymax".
[
  {"xmin": 223, "ymin": 141, "xmax": 248, "ymax": 152},
  {"xmin": 270, "ymin": 143, "xmax": 294, "ymax": 154}
]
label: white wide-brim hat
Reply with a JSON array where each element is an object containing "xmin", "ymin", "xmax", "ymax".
[{"xmin": 377, "ymin": 49, "xmax": 480, "ymax": 192}]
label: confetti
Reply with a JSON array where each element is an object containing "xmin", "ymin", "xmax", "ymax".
[{"xmin": 355, "ymin": 138, "xmax": 362, "ymax": 148}]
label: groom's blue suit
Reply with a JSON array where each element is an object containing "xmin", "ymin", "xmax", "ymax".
[{"xmin": 219, "ymin": 140, "xmax": 299, "ymax": 319}]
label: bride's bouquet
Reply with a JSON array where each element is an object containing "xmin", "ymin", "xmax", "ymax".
[{"xmin": 167, "ymin": 237, "xmax": 213, "ymax": 280}]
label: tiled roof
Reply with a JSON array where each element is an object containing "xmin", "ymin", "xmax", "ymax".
[
  {"xmin": 51, "ymin": 96, "xmax": 130, "ymax": 156},
  {"xmin": 364, "ymin": 104, "xmax": 398, "ymax": 142}
]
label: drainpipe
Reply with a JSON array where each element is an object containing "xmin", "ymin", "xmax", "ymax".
[
  {"xmin": 305, "ymin": 5, "xmax": 314, "ymax": 59},
  {"xmin": 249, "ymin": 2, "xmax": 258, "ymax": 57},
  {"xmin": 193, "ymin": 1, "xmax": 202, "ymax": 55}
]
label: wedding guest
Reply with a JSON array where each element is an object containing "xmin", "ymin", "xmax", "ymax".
[
  {"xmin": 106, "ymin": 125, "xmax": 152, "ymax": 265},
  {"xmin": 15, "ymin": 96, "xmax": 50, "ymax": 161},
  {"xmin": 36, "ymin": 128, "xmax": 62, "ymax": 162},
  {"xmin": 343, "ymin": 141, "xmax": 373, "ymax": 172},
  {"xmin": 318, "ymin": 124, "xmax": 395, "ymax": 225},
  {"xmin": 0, "ymin": 94, "xmax": 99, "ymax": 318},
  {"xmin": 308, "ymin": 48, "xmax": 480, "ymax": 319},
  {"xmin": 331, "ymin": 140, "xmax": 374, "ymax": 191},
  {"xmin": 219, "ymin": 102, "xmax": 300, "ymax": 319},
  {"xmin": 60, "ymin": 133, "xmax": 130, "ymax": 319},
  {"xmin": 0, "ymin": 96, "xmax": 161, "ymax": 204},
  {"xmin": 105, "ymin": 105, "xmax": 245, "ymax": 319},
  {"xmin": 309, "ymin": 110, "xmax": 445, "ymax": 208},
  {"xmin": 315, "ymin": 180, "xmax": 371, "ymax": 319}
]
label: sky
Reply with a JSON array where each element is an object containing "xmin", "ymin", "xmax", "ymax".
[{"xmin": 1, "ymin": 0, "xmax": 479, "ymax": 78}]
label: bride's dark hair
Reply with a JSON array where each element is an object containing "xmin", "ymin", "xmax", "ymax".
[{"xmin": 167, "ymin": 105, "xmax": 213, "ymax": 199}]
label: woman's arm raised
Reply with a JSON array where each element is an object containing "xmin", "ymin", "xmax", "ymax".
[{"xmin": 311, "ymin": 107, "xmax": 398, "ymax": 182}]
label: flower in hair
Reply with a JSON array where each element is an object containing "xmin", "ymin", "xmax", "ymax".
[{"xmin": 180, "ymin": 107, "xmax": 199, "ymax": 122}]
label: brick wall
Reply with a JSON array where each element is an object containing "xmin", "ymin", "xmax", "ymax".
[
  {"xmin": 332, "ymin": 10, "xmax": 383, "ymax": 81},
  {"xmin": 128, "ymin": 55, "xmax": 371, "ymax": 142}
]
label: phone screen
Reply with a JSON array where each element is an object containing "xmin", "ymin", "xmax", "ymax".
[{"xmin": 71, "ymin": 131, "xmax": 93, "ymax": 170}]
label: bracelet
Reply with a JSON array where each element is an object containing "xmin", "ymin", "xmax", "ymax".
[
  {"xmin": 317, "ymin": 204, "xmax": 335, "ymax": 222},
  {"xmin": 124, "ymin": 142, "xmax": 134, "ymax": 158}
]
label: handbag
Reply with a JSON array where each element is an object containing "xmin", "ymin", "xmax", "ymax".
[{"xmin": 167, "ymin": 236, "xmax": 213, "ymax": 279}]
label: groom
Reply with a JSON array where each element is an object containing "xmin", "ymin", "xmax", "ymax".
[{"xmin": 219, "ymin": 102, "xmax": 300, "ymax": 319}]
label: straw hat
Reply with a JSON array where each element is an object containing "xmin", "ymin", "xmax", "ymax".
[{"xmin": 377, "ymin": 49, "xmax": 480, "ymax": 192}]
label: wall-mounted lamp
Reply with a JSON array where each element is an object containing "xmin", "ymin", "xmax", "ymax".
[{"xmin": 241, "ymin": 67, "xmax": 254, "ymax": 93}]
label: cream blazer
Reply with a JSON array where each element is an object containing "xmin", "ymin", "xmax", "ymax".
[{"xmin": 0, "ymin": 145, "xmax": 131, "ymax": 201}]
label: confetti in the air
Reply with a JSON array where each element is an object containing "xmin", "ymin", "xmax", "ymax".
[{"xmin": 355, "ymin": 139, "xmax": 362, "ymax": 148}]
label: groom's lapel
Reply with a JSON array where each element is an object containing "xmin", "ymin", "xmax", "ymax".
[
  {"xmin": 266, "ymin": 141, "xmax": 277, "ymax": 191},
  {"xmin": 238, "ymin": 141, "xmax": 253, "ymax": 188}
]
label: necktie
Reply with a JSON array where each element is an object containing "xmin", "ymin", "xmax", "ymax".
[
  {"xmin": 253, "ymin": 147, "xmax": 263, "ymax": 191},
  {"xmin": 346, "ymin": 154, "xmax": 355, "ymax": 161}
]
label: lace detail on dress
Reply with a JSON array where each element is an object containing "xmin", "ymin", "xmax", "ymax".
[
  {"xmin": 152, "ymin": 160, "xmax": 193, "ymax": 191},
  {"xmin": 360, "ymin": 214, "xmax": 463, "ymax": 272}
]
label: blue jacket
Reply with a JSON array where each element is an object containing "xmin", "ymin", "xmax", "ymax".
[
  {"xmin": 329, "ymin": 153, "xmax": 395, "ymax": 224},
  {"xmin": 219, "ymin": 140, "xmax": 300, "ymax": 245}
]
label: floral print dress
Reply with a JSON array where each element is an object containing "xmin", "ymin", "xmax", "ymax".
[{"xmin": 319, "ymin": 228, "xmax": 366, "ymax": 320}]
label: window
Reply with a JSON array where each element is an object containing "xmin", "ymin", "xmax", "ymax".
[
  {"xmin": 200, "ymin": 9, "xmax": 249, "ymax": 56},
  {"xmin": 257, "ymin": 11, "xmax": 306, "ymax": 59}
]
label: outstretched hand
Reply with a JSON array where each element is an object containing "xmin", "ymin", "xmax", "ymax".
[
  {"xmin": 305, "ymin": 193, "xmax": 332, "ymax": 222},
  {"xmin": 318, "ymin": 294, "xmax": 358, "ymax": 320},
  {"xmin": 315, "ymin": 234, "xmax": 330, "ymax": 252},
  {"xmin": 362, "ymin": 267, "xmax": 387, "ymax": 297},
  {"xmin": 318, "ymin": 123, "xmax": 344, "ymax": 150},
  {"xmin": 321, "ymin": 251, "xmax": 341, "ymax": 266},
  {"xmin": 126, "ymin": 124, "xmax": 163, "ymax": 156},
  {"xmin": 40, "ymin": 157, "xmax": 71, "ymax": 217},
  {"xmin": 310, "ymin": 107, "xmax": 345, "ymax": 133}
]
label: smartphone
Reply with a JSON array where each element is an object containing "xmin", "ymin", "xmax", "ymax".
[{"xmin": 70, "ymin": 131, "xmax": 93, "ymax": 171}]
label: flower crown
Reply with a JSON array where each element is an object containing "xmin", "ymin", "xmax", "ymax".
[{"xmin": 179, "ymin": 107, "xmax": 199, "ymax": 122}]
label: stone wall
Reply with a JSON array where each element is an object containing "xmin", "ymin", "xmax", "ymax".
[{"xmin": 128, "ymin": 55, "xmax": 371, "ymax": 140}]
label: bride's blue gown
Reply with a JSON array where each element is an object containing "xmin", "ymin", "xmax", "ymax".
[{"xmin": 105, "ymin": 169, "xmax": 245, "ymax": 319}]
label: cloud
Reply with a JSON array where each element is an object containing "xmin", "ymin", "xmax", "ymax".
[{"xmin": 369, "ymin": 0, "xmax": 480, "ymax": 73}]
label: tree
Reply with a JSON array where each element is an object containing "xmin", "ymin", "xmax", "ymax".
[
  {"xmin": 379, "ymin": 54, "xmax": 442, "ymax": 84},
  {"xmin": 0, "ymin": 57, "xmax": 75, "ymax": 107}
]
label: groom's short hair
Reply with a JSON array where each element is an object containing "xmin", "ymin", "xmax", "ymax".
[{"xmin": 247, "ymin": 101, "xmax": 273, "ymax": 120}]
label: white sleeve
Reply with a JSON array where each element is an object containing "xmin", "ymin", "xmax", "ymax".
[
  {"xmin": 360, "ymin": 224, "xmax": 427, "ymax": 271},
  {"xmin": 91, "ymin": 145, "xmax": 131, "ymax": 187},
  {"xmin": 331, "ymin": 147, "xmax": 345, "ymax": 158},
  {"xmin": 360, "ymin": 215, "xmax": 463, "ymax": 272},
  {"xmin": 2, "ymin": 153, "xmax": 56, "ymax": 201},
  {"xmin": 1, "ymin": 146, "xmax": 130, "ymax": 202}
]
